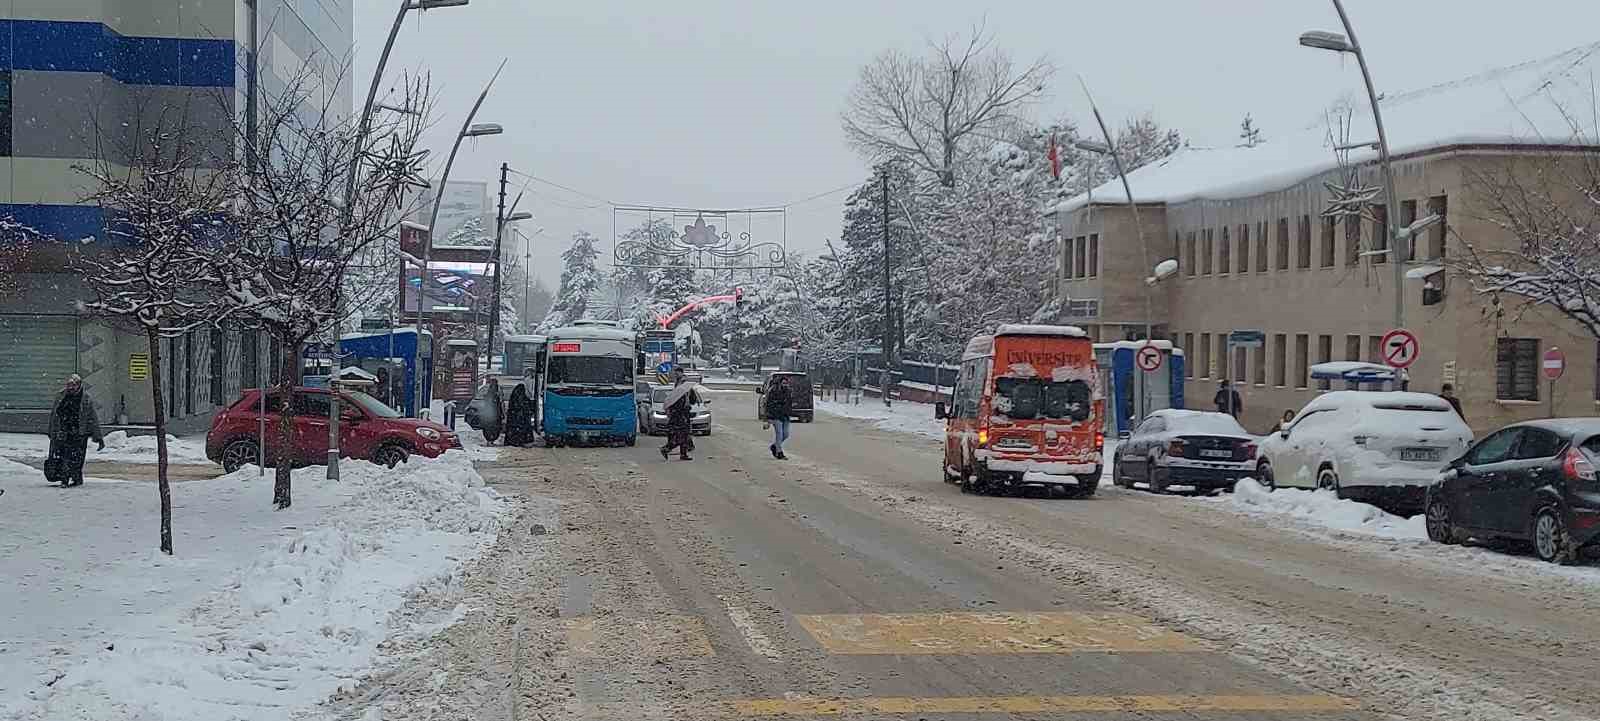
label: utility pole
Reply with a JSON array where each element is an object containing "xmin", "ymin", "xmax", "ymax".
[
  {"xmin": 487, "ymin": 162, "xmax": 509, "ymax": 364},
  {"xmin": 880, "ymin": 168, "xmax": 892, "ymax": 408}
]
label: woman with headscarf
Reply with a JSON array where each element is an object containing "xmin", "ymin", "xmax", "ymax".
[
  {"xmin": 504, "ymin": 383, "xmax": 537, "ymax": 447},
  {"xmin": 658, "ymin": 369, "xmax": 701, "ymax": 461}
]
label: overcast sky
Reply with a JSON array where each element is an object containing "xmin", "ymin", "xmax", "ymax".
[{"xmin": 353, "ymin": 0, "xmax": 1600, "ymax": 288}]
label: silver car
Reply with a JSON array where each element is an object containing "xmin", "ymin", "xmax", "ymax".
[{"xmin": 637, "ymin": 383, "xmax": 712, "ymax": 436}]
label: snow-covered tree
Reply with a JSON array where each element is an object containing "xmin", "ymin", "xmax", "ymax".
[
  {"xmin": 842, "ymin": 26, "xmax": 1053, "ymax": 187},
  {"xmin": 73, "ymin": 114, "xmax": 239, "ymax": 554},
  {"xmin": 1238, "ymin": 113, "xmax": 1264, "ymax": 148},
  {"xmin": 0, "ymin": 218, "xmax": 44, "ymax": 301},
  {"xmin": 439, "ymin": 216, "xmax": 493, "ymax": 248},
  {"xmin": 539, "ymin": 231, "xmax": 602, "ymax": 331},
  {"xmin": 220, "ymin": 68, "xmax": 433, "ymax": 510},
  {"xmin": 1113, "ymin": 114, "xmax": 1185, "ymax": 171}
]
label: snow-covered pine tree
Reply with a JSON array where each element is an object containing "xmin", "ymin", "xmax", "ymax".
[
  {"xmin": 1238, "ymin": 113, "xmax": 1264, "ymax": 148},
  {"xmin": 539, "ymin": 231, "xmax": 603, "ymax": 331}
]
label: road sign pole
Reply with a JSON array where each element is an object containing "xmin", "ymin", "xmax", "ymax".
[{"xmin": 1549, "ymin": 379, "xmax": 1556, "ymax": 419}]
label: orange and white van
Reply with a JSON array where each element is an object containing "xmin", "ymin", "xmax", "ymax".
[{"xmin": 937, "ymin": 324, "xmax": 1104, "ymax": 497}]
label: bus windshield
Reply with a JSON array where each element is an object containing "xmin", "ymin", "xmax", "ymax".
[
  {"xmin": 547, "ymin": 356, "xmax": 632, "ymax": 387},
  {"xmin": 994, "ymin": 378, "xmax": 1091, "ymax": 421}
]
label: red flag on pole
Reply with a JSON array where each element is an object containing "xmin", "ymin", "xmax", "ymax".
[{"xmin": 1048, "ymin": 133, "xmax": 1061, "ymax": 180}]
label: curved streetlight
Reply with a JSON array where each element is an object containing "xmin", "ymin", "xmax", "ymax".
[
  {"xmin": 1301, "ymin": 0, "xmax": 1404, "ymax": 336},
  {"xmin": 412, "ymin": 61, "xmax": 507, "ymax": 417}
]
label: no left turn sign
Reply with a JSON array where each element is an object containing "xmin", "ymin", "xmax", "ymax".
[
  {"xmin": 1380, "ymin": 328, "xmax": 1420, "ymax": 369},
  {"xmin": 1136, "ymin": 344, "xmax": 1163, "ymax": 373}
]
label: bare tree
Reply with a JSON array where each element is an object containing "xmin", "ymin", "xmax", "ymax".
[
  {"xmin": 0, "ymin": 219, "xmax": 45, "ymax": 301},
  {"xmin": 842, "ymin": 26, "xmax": 1052, "ymax": 187},
  {"xmin": 219, "ymin": 67, "xmax": 433, "ymax": 509},
  {"xmin": 74, "ymin": 107, "xmax": 240, "ymax": 554}
]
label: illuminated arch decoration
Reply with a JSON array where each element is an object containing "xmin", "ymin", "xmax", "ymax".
[{"xmin": 612, "ymin": 205, "xmax": 787, "ymax": 271}]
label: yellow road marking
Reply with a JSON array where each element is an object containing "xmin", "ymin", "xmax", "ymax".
[
  {"xmin": 795, "ymin": 612, "xmax": 1199, "ymax": 654},
  {"xmin": 583, "ymin": 694, "xmax": 1359, "ymax": 717},
  {"xmin": 565, "ymin": 614, "xmax": 714, "ymax": 658}
]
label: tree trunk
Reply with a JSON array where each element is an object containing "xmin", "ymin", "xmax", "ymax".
[
  {"xmin": 147, "ymin": 331, "xmax": 173, "ymax": 555},
  {"xmin": 272, "ymin": 337, "xmax": 298, "ymax": 510}
]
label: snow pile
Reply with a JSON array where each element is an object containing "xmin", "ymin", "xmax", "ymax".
[
  {"xmin": 0, "ymin": 456, "xmax": 45, "ymax": 483},
  {"xmin": 815, "ymin": 398, "xmax": 945, "ymax": 441},
  {"xmin": 1225, "ymin": 478, "xmax": 1426, "ymax": 540},
  {"xmin": 3, "ymin": 453, "xmax": 506, "ymax": 721},
  {"xmin": 0, "ymin": 431, "xmax": 211, "ymax": 465}
]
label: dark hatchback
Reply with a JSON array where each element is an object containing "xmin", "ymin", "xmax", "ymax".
[{"xmin": 1426, "ymin": 418, "xmax": 1600, "ymax": 564}]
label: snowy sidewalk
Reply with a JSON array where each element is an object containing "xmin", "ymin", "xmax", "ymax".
[
  {"xmin": 0, "ymin": 452, "xmax": 506, "ymax": 721},
  {"xmin": 814, "ymin": 397, "xmax": 945, "ymax": 440}
]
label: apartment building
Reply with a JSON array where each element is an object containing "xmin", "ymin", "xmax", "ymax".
[
  {"xmin": 0, "ymin": 1, "xmax": 352, "ymax": 432},
  {"xmin": 1048, "ymin": 44, "xmax": 1600, "ymax": 435}
]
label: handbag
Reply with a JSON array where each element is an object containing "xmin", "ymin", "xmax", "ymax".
[{"xmin": 43, "ymin": 437, "xmax": 63, "ymax": 484}]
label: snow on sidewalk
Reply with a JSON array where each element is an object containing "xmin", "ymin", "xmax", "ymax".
[
  {"xmin": 0, "ymin": 431, "xmax": 212, "ymax": 465},
  {"xmin": 0, "ymin": 451, "xmax": 506, "ymax": 721},
  {"xmin": 815, "ymin": 398, "xmax": 945, "ymax": 440},
  {"xmin": 1216, "ymin": 478, "xmax": 1427, "ymax": 540}
]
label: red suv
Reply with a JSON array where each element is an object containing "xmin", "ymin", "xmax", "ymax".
[{"xmin": 207, "ymin": 387, "xmax": 460, "ymax": 472}]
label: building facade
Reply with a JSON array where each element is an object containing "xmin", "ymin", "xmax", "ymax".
[
  {"xmin": 0, "ymin": 0, "xmax": 352, "ymax": 432},
  {"xmin": 1048, "ymin": 46, "xmax": 1600, "ymax": 436}
]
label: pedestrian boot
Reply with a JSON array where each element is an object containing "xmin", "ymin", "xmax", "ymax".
[
  {"xmin": 660, "ymin": 446, "xmax": 670, "ymax": 461},
  {"xmin": 769, "ymin": 443, "xmax": 778, "ymax": 458}
]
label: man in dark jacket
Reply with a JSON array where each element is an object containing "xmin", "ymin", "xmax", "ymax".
[
  {"xmin": 764, "ymin": 376, "xmax": 794, "ymax": 459},
  {"xmin": 1213, "ymin": 380, "xmax": 1243, "ymax": 419},
  {"xmin": 47, "ymin": 374, "xmax": 104, "ymax": 487},
  {"xmin": 1440, "ymin": 383, "xmax": 1465, "ymax": 422}
]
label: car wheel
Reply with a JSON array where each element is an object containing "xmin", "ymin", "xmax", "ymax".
[
  {"xmin": 1255, "ymin": 460, "xmax": 1276, "ymax": 491},
  {"xmin": 1111, "ymin": 457, "xmax": 1125, "ymax": 488},
  {"xmin": 221, "ymin": 439, "xmax": 259, "ymax": 473},
  {"xmin": 626, "ymin": 435, "xmax": 637, "ymax": 447},
  {"xmin": 373, "ymin": 443, "xmax": 409, "ymax": 469},
  {"xmin": 1533, "ymin": 506, "xmax": 1579, "ymax": 565},
  {"xmin": 968, "ymin": 463, "xmax": 993, "ymax": 496},
  {"xmin": 1071, "ymin": 474, "xmax": 1098, "ymax": 498},
  {"xmin": 1316, "ymin": 467, "xmax": 1340, "ymax": 495},
  {"xmin": 1147, "ymin": 460, "xmax": 1166, "ymax": 494},
  {"xmin": 1425, "ymin": 495, "xmax": 1464, "ymax": 545}
]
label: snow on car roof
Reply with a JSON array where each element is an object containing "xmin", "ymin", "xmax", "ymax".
[
  {"xmin": 961, "ymin": 334, "xmax": 994, "ymax": 361},
  {"xmin": 1304, "ymin": 390, "xmax": 1453, "ymax": 412},
  {"xmin": 1151, "ymin": 409, "xmax": 1249, "ymax": 435},
  {"xmin": 1053, "ymin": 43, "xmax": 1600, "ymax": 215},
  {"xmin": 995, "ymin": 323, "xmax": 1088, "ymax": 338}
]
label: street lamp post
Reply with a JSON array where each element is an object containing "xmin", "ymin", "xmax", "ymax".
[
  {"xmin": 1301, "ymin": 0, "xmax": 1404, "ymax": 336},
  {"xmin": 413, "ymin": 62, "xmax": 507, "ymax": 418},
  {"xmin": 518, "ymin": 226, "xmax": 544, "ymax": 333},
  {"xmin": 327, "ymin": 0, "xmax": 468, "ymax": 479}
]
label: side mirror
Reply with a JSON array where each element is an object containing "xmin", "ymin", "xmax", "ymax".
[
  {"xmin": 1278, "ymin": 429, "xmax": 1290, "ymax": 439},
  {"xmin": 1118, "ymin": 430, "xmax": 1132, "ymax": 440},
  {"xmin": 934, "ymin": 402, "xmax": 948, "ymax": 419}
]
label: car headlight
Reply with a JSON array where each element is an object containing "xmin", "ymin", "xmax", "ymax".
[{"xmin": 416, "ymin": 427, "xmax": 441, "ymax": 440}]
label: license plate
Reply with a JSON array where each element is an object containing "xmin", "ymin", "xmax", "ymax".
[
  {"xmin": 1200, "ymin": 449, "xmax": 1233, "ymax": 459},
  {"xmin": 1400, "ymin": 448, "xmax": 1441, "ymax": 462}
]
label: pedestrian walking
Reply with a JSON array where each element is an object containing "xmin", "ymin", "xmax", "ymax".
[
  {"xmin": 1440, "ymin": 383, "xmax": 1465, "ymax": 422},
  {"xmin": 765, "ymin": 375, "xmax": 794, "ymax": 460},
  {"xmin": 1272, "ymin": 409, "xmax": 1296, "ymax": 435},
  {"xmin": 659, "ymin": 369, "xmax": 699, "ymax": 461},
  {"xmin": 46, "ymin": 374, "xmax": 104, "ymax": 488},
  {"xmin": 504, "ymin": 384, "xmax": 537, "ymax": 447},
  {"xmin": 1213, "ymin": 380, "xmax": 1243, "ymax": 419}
]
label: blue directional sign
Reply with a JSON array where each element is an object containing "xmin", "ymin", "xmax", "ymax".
[{"xmin": 656, "ymin": 361, "xmax": 675, "ymax": 376}]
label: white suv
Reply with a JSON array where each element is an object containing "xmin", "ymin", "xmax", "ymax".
[{"xmin": 1255, "ymin": 391, "xmax": 1472, "ymax": 514}]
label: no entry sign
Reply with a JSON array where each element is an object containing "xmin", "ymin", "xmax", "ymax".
[
  {"xmin": 1136, "ymin": 344, "xmax": 1163, "ymax": 373},
  {"xmin": 1543, "ymin": 347, "xmax": 1566, "ymax": 380},
  {"xmin": 1380, "ymin": 328, "xmax": 1419, "ymax": 369}
]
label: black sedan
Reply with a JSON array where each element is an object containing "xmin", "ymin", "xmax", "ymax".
[
  {"xmin": 1426, "ymin": 418, "xmax": 1600, "ymax": 564},
  {"xmin": 1112, "ymin": 409, "xmax": 1257, "ymax": 494}
]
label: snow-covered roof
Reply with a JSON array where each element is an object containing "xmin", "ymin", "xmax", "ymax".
[
  {"xmin": 1304, "ymin": 390, "xmax": 1451, "ymax": 412},
  {"xmin": 1310, "ymin": 361, "xmax": 1395, "ymax": 379},
  {"xmin": 336, "ymin": 366, "xmax": 378, "ymax": 381},
  {"xmin": 504, "ymin": 334, "xmax": 546, "ymax": 343},
  {"xmin": 1054, "ymin": 43, "xmax": 1600, "ymax": 215},
  {"xmin": 995, "ymin": 323, "xmax": 1089, "ymax": 338},
  {"xmin": 1095, "ymin": 340, "xmax": 1174, "ymax": 351},
  {"xmin": 961, "ymin": 335, "xmax": 994, "ymax": 362}
]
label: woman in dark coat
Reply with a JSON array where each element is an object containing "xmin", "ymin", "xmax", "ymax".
[
  {"xmin": 658, "ymin": 371, "xmax": 699, "ymax": 461},
  {"xmin": 504, "ymin": 384, "xmax": 537, "ymax": 447}
]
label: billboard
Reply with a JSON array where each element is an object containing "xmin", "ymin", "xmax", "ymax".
[{"xmin": 402, "ymin": 262, "xmax": 497, "ymax": 314}]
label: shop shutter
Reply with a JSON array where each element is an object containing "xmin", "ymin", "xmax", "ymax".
[{"xmin": 0, "ymin": 315, "xmax": 78, "ymax": 410}]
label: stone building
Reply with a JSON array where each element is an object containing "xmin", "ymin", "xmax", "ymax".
[{"xmin": 1048, "ymin": 45, "xmax": 1600, "ymax": 435}]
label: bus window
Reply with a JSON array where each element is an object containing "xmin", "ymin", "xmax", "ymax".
[
  {"xmin": 1044, "ymin": 380, "xmax": 1092, "ymax": 422},
  {"xmin": 547, "ymin": 355, "xmax": 632, "ymax": 386},
  {"xmin": 995, "ymin": 378, "xmax": 1043, "ymax": 419},
  {"xmin": 996, "ymin": 378, "xmax": 1091, "ymax": 422}
]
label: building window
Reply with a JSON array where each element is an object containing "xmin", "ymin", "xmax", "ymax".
[
  {"xmin": 1320, "ymin": 217, "xmax": 1336, "ymax": 267},
  {"xmin": 1088, "ymin": 234, "xmax": 1099, "ymax": 277},
  {"xmin": 1367, "ymin": 335, "xmax": 1383, "ymax": 364},
  {"xmin": 1496, "ymin": 337, "xmax": 1540, "ymax": 401},
  {"xmin": 1345, "ymin": 334, "xmax": 1362, "ymax": 389},
  {"xmin": 1294, "ymin": 334, "xmax": 1310, "ymax": 389},
  {"xmin": 1074, "ymin": 236, "xmax": 1087, "ymax": 278},
  {"xmin": 1186, "ymin": 232, "xmax": 1197, "ymax": 276},
  {"xmin": 1317, "ymin": 334, "xmax": 1332, "ymax": 390},
  {"xmin": 1238, "ymin": 224, "xmax": 1251, "ymax": 273},
  {"xmin": 1200, "ymin": 332, "xmax": 1212, "ymax": 378},
  {"xmin": 1202, "ymin": 229, "xmax": 1214, "ymax": 275},
  {"xmin": 1255, "ymin": 222, "xmax": 1268, "ymax": 273},
  {"xmin": 1233, "ymin": 345, "xmax": 1247, "ymax": 383},
  {"xmin": 1272, "ymin": 333, "xmax": 1288, "ymax": 386},
  {"xmin": 1276, "ymin": 218, "xmax": 1290, "ymax": 270},
  {"xmin": 1427, "ymin": 195, "xmax": 1448, "ymax": 259},
  {"xmin": 1400, "ymin": 200, "xmax": 1418, "ymax": 262},
  {"xmin": 1345, "ymin": 216, "xmax": 1362, "ymax": 266},
  {"xmin": 1219, "ymin": 226, "xmax": 1231, "ymax": 275},
  {"xmin": 1252, "ymin": 344, "xmax": 1266, "ymax": 385},
  {"xmin": 1297, "ymin": 215, "xmax": 1312, "ymax": 269},
  {"xmin": 1184, "ymin": 333, "xmax": 1195, "ymax": 378},
  {"xmin": 0, "ymin": 72, "xmax": 11, "ymax": 157},
  {"xmin": 1371, "ymin": 204, "xmax": 1388, "ymax": 264},
  {"xmin": 1215, "ymin": 333, "xmax": 1228, "ymax": 383}
]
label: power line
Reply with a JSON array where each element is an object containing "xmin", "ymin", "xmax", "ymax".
[{"xmin": 506, "ymin": 168, "xmax": 863, "ymax": 213}]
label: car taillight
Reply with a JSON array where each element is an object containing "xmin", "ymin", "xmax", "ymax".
[
  {"xmin": 977, "ymin": 428, "xmax": 989, "ymax": 447},
  {"xmin": 1094, "ymin": 429, "xmax": 1104, "ymax": 450},
  {"xmin": 1352, "ymin": 435, "xmax": 1370, "ymax": 446},
  {"xmin": 1241, "ymin": 442, "xmax": 1257, "ymax": 458},
  {"xmin": 1167, "ymin": 439, "xmax": 1185, "ymax": 456},
  {"xmin": 1562, "ymin": 447, "xmax": 1595, "ymax": 482}
]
